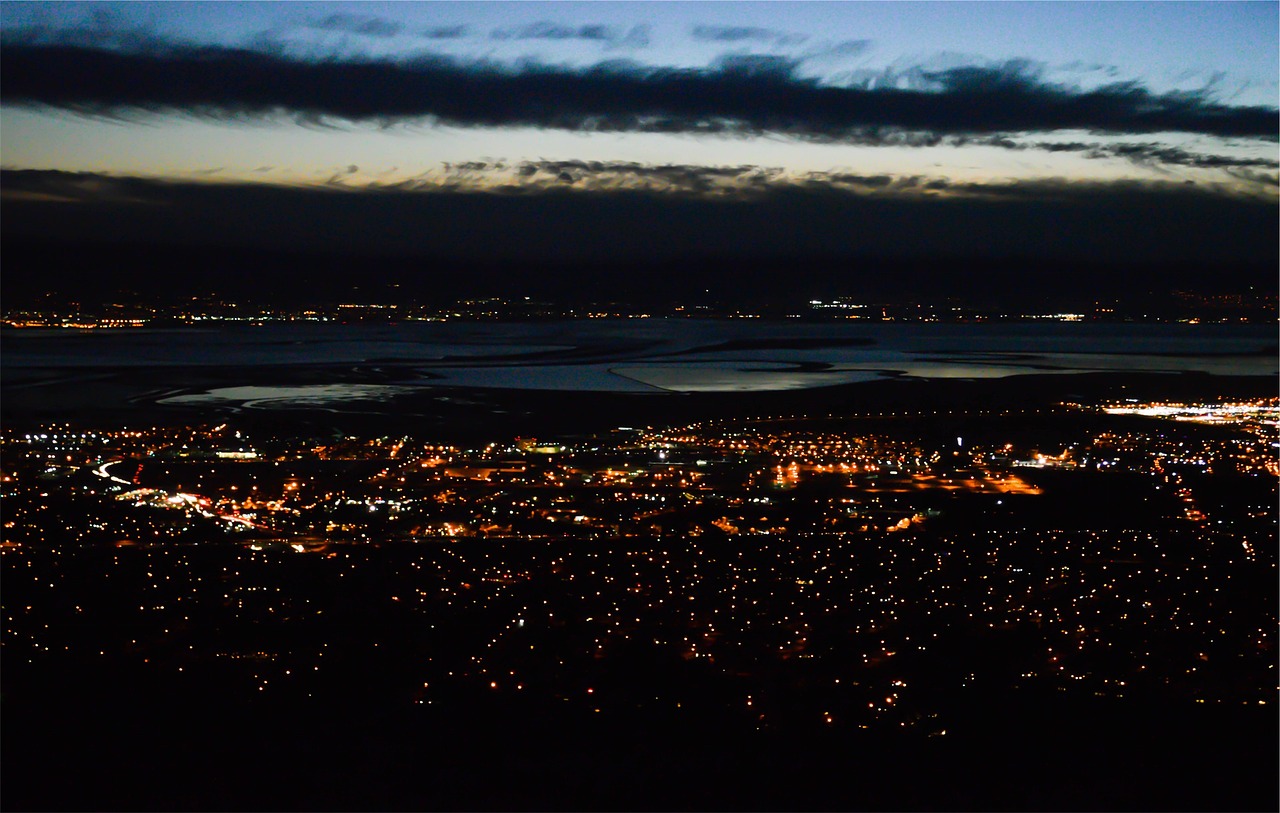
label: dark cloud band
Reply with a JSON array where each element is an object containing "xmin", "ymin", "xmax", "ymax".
[
  {"xmin": 2, "ymin": 42, "xmax": 1275, "ymax": 139},
  {"xmin": 3, "ymin": 170, "xmax": 1275, "ymax": 278}
]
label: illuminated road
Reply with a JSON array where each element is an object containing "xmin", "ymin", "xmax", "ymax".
[
  {"xmin": 90, "ymin": 460, "xmax": 264, "ymax": 530},
  {"xmin": 91, "ymin": 460, "xmax": 134, "ymax": 486}
]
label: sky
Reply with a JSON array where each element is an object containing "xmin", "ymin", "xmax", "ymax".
[{"xmin": 0, "ymin": 1, "xmax": 1276, "ymax": 271}]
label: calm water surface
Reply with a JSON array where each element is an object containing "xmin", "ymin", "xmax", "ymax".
[{"xmin": 4, "ymin": 321, "xmax": 1274, "ymax": 404}]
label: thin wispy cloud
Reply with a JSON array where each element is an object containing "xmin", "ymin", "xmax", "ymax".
[
  {"xmin": 7, "ymin": 161, "xmax": 1268, "ymax": 207},
  {"xmin": 308, "ymin": 14, "xmax": 402, "ymax": 39},
  {"xmin": 1027, "ymin": 140, "xmax": 1279, "ymax": 171},
  {"xmin": 803, "ymin": 39, "xmax": 874, "ymax": 60},
  {"xmin": 491, "ymin": 22, "xmax": 649, "ymax": 47},
  {"xmin": 691, "ymin": 25, "xmax": 808, "ymax": 46},
  {"xmin": 420, "ymin": 25, "xmax": 469, "ymax": 40},
  {"xmin": 504, "ymin": 160, "xmax": 784, "ymax": 194}
]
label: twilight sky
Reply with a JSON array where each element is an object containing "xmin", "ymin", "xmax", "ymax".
[{"xmin": 1, "ymin": 1, "xmax": 1276, "ymax": 269}]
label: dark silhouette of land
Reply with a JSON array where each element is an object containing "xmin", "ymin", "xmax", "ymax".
[{"xmin": 4, "ymin": 237, "xmax": 1275, "ymax": 317}]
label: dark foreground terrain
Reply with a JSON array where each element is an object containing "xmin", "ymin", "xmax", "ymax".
[
  {"xmin": 3, "ymin": 370, "xmax": 1276, "ymax": 811},
  {"xmin": 4, "ymin": 686, "xmax": 1274, "ymax": 811}
]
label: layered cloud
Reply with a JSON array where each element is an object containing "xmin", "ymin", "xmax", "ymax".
[{"xmin": 3, "ymin": 40, "xmax": 1274, "ymax": 142}]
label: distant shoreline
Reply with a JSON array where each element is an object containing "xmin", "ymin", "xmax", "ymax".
[
  {"xmin": 4, "ymin": 320, "xmax": 1274, "ymax": 437},
  {"xmin": 3, "ymin": 365, "xmax": 1275, "ymax": 441}
]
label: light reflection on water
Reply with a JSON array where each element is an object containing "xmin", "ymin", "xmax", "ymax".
[
  {"xmin": 827, "ymin": 352, "xmax": 1276, "ymax": 380},
  {"xmin": 160, "ymin": 384, "xmax": 417, "ymax": 408},
  {"xmin": 8, "ymin": 321, "xmax": 1275, "ymax": 406},
  {"xmin": 610, "ymin": 366, "xmax": 885, "ymax": 392}
]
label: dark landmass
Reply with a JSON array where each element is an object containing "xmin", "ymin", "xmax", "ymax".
[
  {"xmin": 4, "ymin": 237, "xmax": 1276, "ymax": 317},
  {"xmin": 4, "ymin": 685, "xmax": 1273, "ymax": 811},
  {"xmin": 3, "ymin": 333, "xmax": 1275, "ymax": 811},
  {"xmin": 5, "ymin": 460, "xmax": 1277, "ymax": 812}
]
